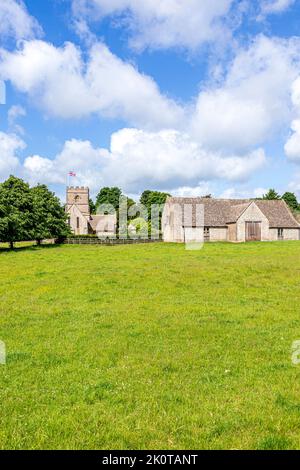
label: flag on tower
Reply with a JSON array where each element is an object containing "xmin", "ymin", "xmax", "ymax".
[{"xmin": 69, "ymin": 171, "xmax": 76, "ymax": 177}]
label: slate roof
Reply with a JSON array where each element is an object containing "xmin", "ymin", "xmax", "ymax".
[{"xmin": 166, "ymin": 197, "xmax": 300, "ymax": 228}]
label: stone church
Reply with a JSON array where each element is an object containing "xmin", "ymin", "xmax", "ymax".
[{"xmin": 66, "ymin": 187, "xmax": 117, "ymax": 237}]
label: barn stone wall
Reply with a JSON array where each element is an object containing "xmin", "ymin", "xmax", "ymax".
[
  {"xmin": 268, "ymin": 228, "xmax": 299, "ymax": 241},
  {"xmin": 236, "ymin": 203, "xmax": 269, "ymax": 242},
  {"xmin": 282, "ymin": 228, "xmax": 299, "ymax": 240},
  {"xmin": 269, "ymin": 228, "xmax": 278, "ymax": 241},
  {"xmin": 209, "ymin": 228, "xmax": 228, "ymax": 241}
]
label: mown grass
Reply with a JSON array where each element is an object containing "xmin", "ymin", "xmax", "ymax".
[{"xmin": 1, "ymin": 241, "xmax": 300, "ymax": 450}]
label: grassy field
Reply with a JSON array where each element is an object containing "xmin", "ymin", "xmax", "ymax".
[{"xmin": 1, "ymin": 241, "xmax": 300, "ymax": 450}]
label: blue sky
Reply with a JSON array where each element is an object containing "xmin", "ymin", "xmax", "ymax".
[{"xmin": 1, "ymin": 0, "xmax": 300, "ymax": 200}]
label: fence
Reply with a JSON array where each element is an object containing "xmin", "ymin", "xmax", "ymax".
[{"xmin": 63, "ymin": 237, "xmax": 163, "ymax": 246}]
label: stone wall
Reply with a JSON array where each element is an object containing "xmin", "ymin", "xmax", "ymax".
[
  {"xmin": 209, "ymin": 227, "xmax": 228, "ymax": 242},
  {"xmin": 269, "ymin": 228, "xmax": 278, "ymax": 241},
  {"xmin": 282, "ymin": 228, "xmax": 299, "ymax": 240},
  {"xmin": 67, "ymin": 205, "xmax": 89, "ymax": 235},
  {"xmin": 265, "ymin": 228, "xmax": 299, "ymax": 241},
  {"xmin": 236, "ymin": 203, "xmax": 269, "ymax": 242}
]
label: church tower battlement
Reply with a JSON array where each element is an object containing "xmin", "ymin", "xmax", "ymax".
[{"xmin": 66, "ymin": 186, "xmax": 90, "ymax": 216}]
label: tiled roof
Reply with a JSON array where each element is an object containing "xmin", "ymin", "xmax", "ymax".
[
  {"xmin": 255, "ymin": 200, "xmax": 300, "ymax": 228},
  {"xmin": 227, "ymin": 202, "xmax": 252, "ymax": 223}
]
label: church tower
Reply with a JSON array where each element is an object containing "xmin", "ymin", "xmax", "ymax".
[
  {"xmin": 65, "ymin": 186, "xmax": 117, "ymax": 237},
  {"xmin": 66, "ymin": 187, "xmax": 90, "ymax": 217},
  {"xmin": 66, "ymin": 187, "xmax": 90, "ymax": 235}
]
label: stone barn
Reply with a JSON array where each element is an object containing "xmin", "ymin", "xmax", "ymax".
[{"xmin": 162, "ymin": 197, "xmax": 300, "ymax": 243}]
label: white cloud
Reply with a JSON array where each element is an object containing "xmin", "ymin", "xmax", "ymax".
[
  {"xmin": 219, "ymin": 186, "xmax": 267, "ymax": 199},
  {"xmin": 23, "ymin": 155, "xmax": 56, "ymax": 184},
  {"xmin": 284, "ymin": 120, "xmax": 300, "ymax": 161},
  {"xmin": 0, "ymin": 131, "xmax": 25, "ymax": 179},
  {"xmin": 2, "ymin": 34, "xmax": 299, "ymax": 161},
  {"xmin": 0, "ymin": 123, "xmax": 266, "ymax": 195},
  {"xmin": 173, "ymin": 184, "xmax": 268, "ymax": 200},
  {"xmin": 8, "ymin": 105, "xmax": 26, "ymax": 134},
  {"xmin": 24, "ymin": 139, "xmax": 109, "ymax": 188},
  {"xmin": 260, "ymin": 0, "xmax": 295, "ymax": 16},
  {"xmin": 170, "ymin": 183, "xmax": 213, "ymax": 198},
  {"xmin": 0, "ymin": 40, "xmax": 183, "ymax": 129},
  {"xmin": 72, "ymin": 0, "xmax": 235, "ymax": 51},
  {"xmin": 106, "ymin": 129, "xmax": 266, "ymax": 191},
  {"xmin": 0, "ymin": 0, "xmax": 42, "ymax": 41},
  {"xmin": 1, "ymin": 16, "xmax": 296, "ymax": 194},
  {"xmin": 191, "ymin": 35, "xmax": 300, "ymax": 153},
  {"xmin": 22, "ymin": 128, "xmax": 266, "ymax": 194},
  {"xmin": 288, "ymin": 172, "xmax": 300, "ymax": 197},
  {"xmin": 285, "ymin": 77, "xmax": 300, "ymax": 162},
  {"xmin": 8, "ymin": 104, "xmax": 26, "ymax": 123}
]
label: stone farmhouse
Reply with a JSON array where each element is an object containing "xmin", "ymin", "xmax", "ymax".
[
  {"xmin": 66, "ymin": 187, "xmax": 117, "ymax": 237},
  {"xmin": 162, "ymin": 197, "xmax": 300, "ymax": 243}
]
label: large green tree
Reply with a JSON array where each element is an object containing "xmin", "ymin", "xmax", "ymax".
[
  {"xmin": 96, "ymin": 187, "xmax": 122, "ymax": 213},
  {"xmin": 140, "ymin": 190, "xmax": 171, "ymax": 212},
  {"xmin": 0, "ymin": 176, "xmax": 33, "ymax": 249},
  {"xmin": 140, "ymin": 190, "xmax": 152, "ymax": 208},
  {"xmin": 282, "ymin": 192, "xmax": 299, "ymax": 211},
  {"xmin": 262, "ymin": 189, "xmax": 281, "ymax": 200},
  {"xmin": 95, "ymin": 187, "xmax": 136, "ymax": 238},
  {"xmin": 31, "ymin": 184, "xmax": 70, "ymax": 245},
  {"xmin": 139, "ymin": 190, "xmax": 171, "ymax": 236}
]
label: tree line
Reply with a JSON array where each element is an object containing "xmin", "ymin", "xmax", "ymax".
[
  {"xmin": 90, "ymin": 187, "xmax": 171, "ymax": 215},
  {"xmin": 90, "ymin": 187, "xmax": 171, "ymax": 235},
  {"xmin": 2, "ymin": 176, "xmax": 298, "ymax": 249}
]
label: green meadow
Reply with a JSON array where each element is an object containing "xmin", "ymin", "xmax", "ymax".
[{"xmin": 1, "ymin": 241, "xmax": 300, "ymax": 450}]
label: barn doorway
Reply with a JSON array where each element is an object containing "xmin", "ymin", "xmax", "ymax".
[{"xmin": 245, "ymin": 222, "xmax": 261, "ymax": 241}]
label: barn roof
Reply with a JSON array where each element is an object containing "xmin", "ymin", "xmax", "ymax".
[
  {"xmin": 166, "ymin": 197, "xmax": 300, "ymax": 228},
  {"xmin": 227, "ymin": 202, "xmax": 252, "ymax": 223},
  {"xmin": 255, "ymin": 200, "xmax": 300, "ymax": 228}
]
